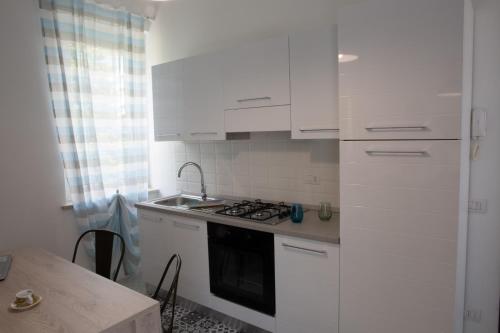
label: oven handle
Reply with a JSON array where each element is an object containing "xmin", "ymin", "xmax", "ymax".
[{"xmin": 281, "ymin": 243, "xmax": 328, "ymax": 256}]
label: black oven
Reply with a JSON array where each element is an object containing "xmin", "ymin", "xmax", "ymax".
[{"xmin": 207, "ymin": 222, "xmax": 275, "ymax": 316}]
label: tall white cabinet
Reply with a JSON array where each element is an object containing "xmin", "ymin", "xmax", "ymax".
[
  {"xmin": 338, "ymin": 0, "xmax": 466, "ymax": 332},
  {"xmin": 339, "ymin": 0, "xmax": 463, "ymax": 140}
]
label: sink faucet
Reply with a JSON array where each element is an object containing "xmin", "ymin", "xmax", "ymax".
[{"xmin": 177, "ymin": 162, "xmax": 207, "ymax": 201}]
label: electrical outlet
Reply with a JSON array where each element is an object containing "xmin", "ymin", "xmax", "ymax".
[
  {"xmin": 464, "ymin": 309, "xmax": 482, "ymax": 323},
  {"xmin": 469, "ymin": 199, "xmax": 488, "ymax": 213},
  {"xmin": 304, "ymin": 175, "xmax": 320, "ymax": 185}
]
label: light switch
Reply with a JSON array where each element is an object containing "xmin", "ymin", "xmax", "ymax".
[
  {"xmin": 468, "ymin": 199, "xmax": 487, "ymax": 213},
  {"xmin": 304, "ymin": 175, "xmax": 320, "ymax": 185}
]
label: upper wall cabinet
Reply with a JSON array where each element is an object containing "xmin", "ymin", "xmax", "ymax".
[
  {"xmin": 152, "ymin": 29, "xmax": 341, "ymax": 139},
  {"xmin": 338, "ymin": 0, "xmax": 463, "ymax": 140},
  {"xmin": 152, "ymin": 59, "xmax": 184, "ymax": 141},
  {"xmin": 152, "ymin": 54, "xmax": 225, "ymax": 141},
  {"xmin": 222, "ymin": 35, "xmax": 290, "ymax": 110},
  {"xmin": 290, "ymin": 25, "xmax": 339, "ymax": 139},
  {"xmin": 222, "ymin": 35, "xmax": 291, "ymax": 132},
  {"xmin": 183, "ymin": 53, "xmax": 225, "ymax": 141}
]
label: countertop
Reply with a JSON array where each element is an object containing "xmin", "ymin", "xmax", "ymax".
[{"xmin": 136, "ymin": 197, "xmax": 340, "ymax": 244}]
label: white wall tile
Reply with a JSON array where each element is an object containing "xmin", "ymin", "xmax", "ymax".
[{"xmin": 172, "ymin": 134, "xmax": 339, "ymax": 206}]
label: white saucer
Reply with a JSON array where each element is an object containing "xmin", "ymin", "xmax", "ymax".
[{"xmin": 9, "ymin": 295, "xmax": 42, "ymax": 311}]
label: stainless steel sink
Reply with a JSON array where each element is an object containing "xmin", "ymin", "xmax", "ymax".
[{"xmin": 153, "ymin": 195, "xmax": 225, "ymax": 209}]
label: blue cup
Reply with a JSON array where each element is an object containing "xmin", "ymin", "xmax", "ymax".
[{"xmin": 290, "ymin": 204, "xmax": 304, "ymax": 223}]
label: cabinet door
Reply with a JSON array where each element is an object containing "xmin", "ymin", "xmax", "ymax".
[
  {"xmin": 290, "ymin": 25, "xmax": 339, "ymax": 139},
  {"xmin": 222, "ymin": 35, "xmax": 290, "ymax": 110},
  {"xmin": 152, "ymin": 60, "xmax": 184, "ymax": 141},
  {"xmin": 340, "ymin": 140, "xmax": 460, "ymax": 333},
  {"xmin": 275, "ymin": 235, "xmax": 339, "ymax": 333},
  {"xmin": 138, "ymin": 209, "xmax": 173, "ymax": 287},
  {"xmin": 338, "ymin": 0, "xmax": 463, "ymax": 140},
  {"xmin": 183, "ymin": 53, "xmax": 225, "ymax": 141},
  {"xmin": 168, "ymin": 215, "xmax": 210, "ymax": 307}
]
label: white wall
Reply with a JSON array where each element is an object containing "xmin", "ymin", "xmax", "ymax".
[
  {"xmin": 465, "ymin": 0, "xmax": 500, "ymax": 332},
  {"xmin": 146, "ymin": 0, "xmax": 340, "ymax": 204},
  {"xmin": 147, "ymin": 0, "xmax": 337, "ymax": 65},
  {"xmin": 0, "ymin": 0, "xmax": 80, "ymax": 259}
]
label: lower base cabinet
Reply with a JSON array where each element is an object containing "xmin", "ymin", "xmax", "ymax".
[
  {"xmin": 138, "ymin": 209, "xmax": 210, "ymax": 307},
  {"xmin": 275, "ymin": 235, "xmax": 339, "ymax": 333},
  {"xmin": 140, "ymin": 209, "xmax": 340, "ymax": 333}
]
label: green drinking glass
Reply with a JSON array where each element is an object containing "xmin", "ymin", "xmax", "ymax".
[{"xmin": 318, "ymin": 202, "xmax": 333, "ymax": 221}]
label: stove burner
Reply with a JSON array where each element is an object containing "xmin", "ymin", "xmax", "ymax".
[{"xmin": 215, "ymin": 199, "xmax": 291, "ymax": 224}]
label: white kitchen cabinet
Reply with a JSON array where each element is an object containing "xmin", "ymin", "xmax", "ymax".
[
  {"xmin": 138, "ymin": 210, "xmax": 210, "ymax": 307},
  {"xmin": 290, "ymin": 25, "xmax": 339, "ymax": 139},
  {"xmin": 138, "ymin": 209, "xmax": 174, "ymax": 286},
  {"xmin": 340, "ymin": 140, "xmax": 460, "ymax": 333},
  {"xmin": 168, "ymin": 215, "xmax": 211, "ymax": 306},
  {"xmin": 183, "ymin": 53, "xmax": 225, "ymax": 141},
  {"xmin": 152, "ymin": 60, "xmax": 184, "ymax": 141},
  {"xmin": 222, "ymin": 35, "xmax": 291, "ymax": 133},
  {"xmin": 275, "ymin": 235, "xmax": 339, "ymax": 333},
  {"xmin": 338, "ymin": 0, "xmax": 463, "ymax": 140},
  {"xmin": 222, "ymin": 35, "xmax": 290, "ymax": 110}
]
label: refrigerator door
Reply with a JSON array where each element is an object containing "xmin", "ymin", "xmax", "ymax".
[
  {"xmin": 338, "ymin": 0, "xmax": 463, "ymax": 140},
  {"xmin": 340, "ymin": 140, "xmax": 460, "ymax": 332}
]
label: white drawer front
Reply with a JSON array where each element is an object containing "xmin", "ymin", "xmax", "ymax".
[
  {"xmin": 340, "ymin": 140, "xmax": 460, "ymax": 333},
  {"xmin": 224, "ymin": 105, "xmax": 291, "ymax": 133}
]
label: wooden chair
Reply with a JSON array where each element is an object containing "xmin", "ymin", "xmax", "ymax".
[
  {"xmin": 152, "ymin": 254, "xmax": 182, "ymax": 333},
  {"xmin": 72, "ymin": 229, "xmax": 125, "ymax": 282}
]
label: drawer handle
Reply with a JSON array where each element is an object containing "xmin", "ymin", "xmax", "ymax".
[
  {"xmin": 190, "ymin": 132, "xmax": 218, "ymax": 136},
  {"xmin": 365, "ymin": 126, "xmax": 428, "ymax": 132},
  {"xmin": 157, "ymin": 133, "xmax": 181, "ymax": 137},
  {"xmin": 173, "ymin": 221, "xmax": 200, "ymax": 231},
  {"xmin": 281, "ymin": 243, "xmax": 327, "ymax": 256},
  {"xmin": 299, "ymin": 128, "xmax": 339, "ymax": 133},
  {"xmin": 237, "ymin": 97, "xmax": 271, "ymax": 103},
  {"xmin": 365, "ymin": 150, "xmax": 428, "ymax": 157}
]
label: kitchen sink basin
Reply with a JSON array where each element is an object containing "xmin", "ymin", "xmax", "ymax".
[{"xmin": 154, "ymin": 195, "xmax": 225, "ymax": 209}]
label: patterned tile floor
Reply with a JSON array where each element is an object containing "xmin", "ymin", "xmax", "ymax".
[{"xmin": 161, "ymin": 302, "xmax": 242, "ymax": 333}]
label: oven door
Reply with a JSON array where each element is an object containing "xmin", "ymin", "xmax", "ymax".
[{"xmin": 207, "ymin": 222, "xmax": 275, "ymax": 315}]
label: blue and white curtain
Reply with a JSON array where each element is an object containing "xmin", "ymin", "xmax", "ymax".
[{"xmin": 40, "ymin": 0, "xmax": 148, "ymax": 275}]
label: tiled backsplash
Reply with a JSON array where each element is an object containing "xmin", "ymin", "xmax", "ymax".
[{"xmin": 173, "ymin": 132, "xmax": 339, "ymax": 207}]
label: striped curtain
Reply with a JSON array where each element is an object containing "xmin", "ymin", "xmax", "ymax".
[{"xmin": 40, "ymin": 0, "xmax": 148, "ymax": 275}]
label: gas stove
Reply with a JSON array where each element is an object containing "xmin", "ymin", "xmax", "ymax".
[{"xmin": 215, "ymin": 199, "xmax": 291, "ymax": 225}]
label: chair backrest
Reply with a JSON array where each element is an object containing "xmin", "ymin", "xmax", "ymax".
[
  {"xmin": 72, "ymin": 229, "xmax": 126, "ymax": 281},
  {"xmin": 152, "ymin": 254, "xmax": 182, "ymax": 315}
]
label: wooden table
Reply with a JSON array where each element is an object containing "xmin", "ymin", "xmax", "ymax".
[{"xmin": 0, "ymin": 248, "xmax": 161, "ymax": 333}]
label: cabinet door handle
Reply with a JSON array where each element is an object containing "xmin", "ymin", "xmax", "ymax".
[
  {"xmin": 157, "ymin": 133, "xmax": 181, "ymax": 137},
  {"xmin": 281, "ymin": 243, "xmax": 327, "ymax": 256},
  {"xmin": 365, "ymin": 125, "xmax": 428, "ymax": 132},
  {"xmin": 365, "ymin": 150, "xmax": 428, "ymax": 157},
  {"xmin": 173, "ymin": 221, "xmax": 200, "ymax": 231},
  {"xmin": 299, "ymin": 128, "xmax": 339, "ymax": 133},
  {"xmin": 237, "ymin": 97, "xmax": 271, "ymax": 103},
  {"xmin": 190, "ymin": 132, "xmax": 218, "ymax": 136}
]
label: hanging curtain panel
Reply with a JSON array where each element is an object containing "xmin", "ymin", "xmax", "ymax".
[{"xmin": 40, "ymin": 0, "xmax": 148, "ymax": 275}]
